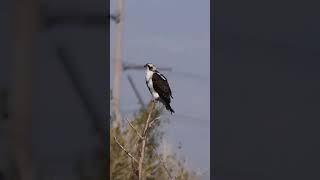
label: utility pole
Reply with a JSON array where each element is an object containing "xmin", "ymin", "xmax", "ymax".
[{"xmin": 112, "ymin": 0, "xmax": 124, "ymax": 127}]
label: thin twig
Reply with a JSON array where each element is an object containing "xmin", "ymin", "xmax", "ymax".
[
  {"xmin": 143, "ymin": 102, "xmax": 155, "ymax": 135},
  {"xmin": 138, "ymin": 101, "xmax": 156, "ymax": 180},
  {"xmin": 114, "ymin": 136, "xmax": 139, "ymax": 163},
  {"xmin": 126, "ymin": 118, "xmax": 144, "ymax": 139}
]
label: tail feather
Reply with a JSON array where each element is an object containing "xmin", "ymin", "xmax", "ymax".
[
  {"xmin": 165, "ymin": 103, "xmax": 175, "ymax": 114},
  {"xmin": 159, "ymin": 98, "xmax": 175, "ymax": 114}
]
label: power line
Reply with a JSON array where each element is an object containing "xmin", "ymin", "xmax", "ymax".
[
  {"xmin": 111, "ymin": 58, "xmax": 208, "ymax": 81},
  {"xmin": 123, "ymin": 63, "xmax": 172, "ymax": 72},
  {"xmin": 168, "ymin": 71, "xmax": 209, "ymax": 81},
  {"xmin": 127, "ymin": 75, "xmax": 145, "ymax": 108},
  {"xmin": 109, "ymin": 54, "xmax": 209, "ymax": 80}
]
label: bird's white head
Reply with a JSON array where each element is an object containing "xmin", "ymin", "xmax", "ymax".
[{"xmin": 144, "ymin": 63, "xmax": 157, "ymax": 72}]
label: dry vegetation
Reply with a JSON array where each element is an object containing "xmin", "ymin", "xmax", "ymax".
[{"xmin": 110, "ymin": 100, "xmax": 200, "ymax": 180}]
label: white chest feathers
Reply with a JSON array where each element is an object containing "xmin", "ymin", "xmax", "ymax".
[
  {"xmin": 145, "ymin": 70, "xmax": 160, "ymax": 99},
  {"xmin": 146, "ymin": 70, "xmax": 153, "ymax": 81}
]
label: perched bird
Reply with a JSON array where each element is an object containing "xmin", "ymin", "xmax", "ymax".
[{"xmin": 144, "ymin": 63, "xmax": 175, "ymax": 114}]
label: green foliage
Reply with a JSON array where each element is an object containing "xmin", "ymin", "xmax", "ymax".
[{"xmin": 110, "ymin": 101, "xmax": 200, "ymax": 180}]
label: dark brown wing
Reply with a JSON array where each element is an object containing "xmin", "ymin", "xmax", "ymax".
[{"xmin": 152, "ymin": 72, "xmax": 172, "ymax": 103}]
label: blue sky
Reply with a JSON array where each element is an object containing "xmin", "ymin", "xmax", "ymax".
[{"xmin": 110, "ymin": 0, "xmax": 210, "ymax": 178}]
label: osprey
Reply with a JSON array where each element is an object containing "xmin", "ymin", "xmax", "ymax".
[{"xmin": 144, "ymin": 63, "xmax": 175, "ymax": 114}]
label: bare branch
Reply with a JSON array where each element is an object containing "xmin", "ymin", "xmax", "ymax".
[
  {"xmin": 143, "ymin": 102, "xmax": 156, "ymax": 136},
  {"xmin": 126, "ymin": 118, "xmax": 144, "ymax": 140},
  {"xmin": 138, "ymin": 101, "xmax": 156, "ymax": 180},
  {"xmin": 114, "ymin": 136, "xmax": 139, "ymax": 163},
  {"xmin": 116, "ymin": 101, "xmax": 174, "ymax": 179}
]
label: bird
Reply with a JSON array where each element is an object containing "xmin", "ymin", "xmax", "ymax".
[{"xmin": 144, "ymin": 63, "xmax": 175, "ymax": 114}]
